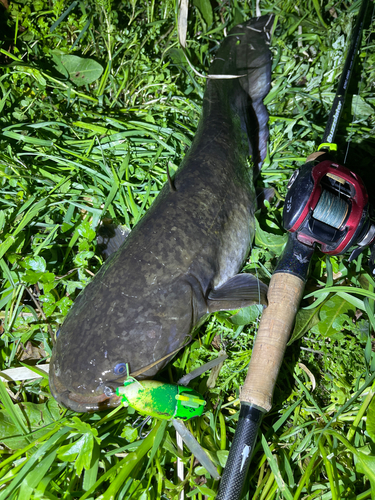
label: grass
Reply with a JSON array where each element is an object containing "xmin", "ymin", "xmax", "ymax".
[{"xmin": 0, "ymin": 0, "xmax": 375, "ymax": 498}]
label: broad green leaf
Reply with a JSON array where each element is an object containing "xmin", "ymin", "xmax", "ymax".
[
  {"xmin": 57, "ymin": 417, "xmax": 100, "ymax": 476},
  {"xmin": 22, "ymin": 269, "xmax": 43, "ymax": 285},
  {"xmin": 77, "ymin": 220, "xmax": 96, "ymax": 241},
  {"xmin": 0, "ymin": 399, "xmax": 60, "ymax": 449},
  {"xmin": 39, "ymin": 272, "xmax": 55, "ymax": 284},
  {"xmin": 229, "ymin": 304, "xmax": 263, "ymax": 326},
  {"xmin": 255, "ymin": 218, "xmax": 287, "ymax": 255},
  {"xmin": 311, "ymin": 295, "xmax": 355, "ymax": 337},
  {"xmin": 51, "ymin": 51, "xmax": 69, "ymax": 78},
  {"xmin": 58, "ymin": 437, "xmax": 87, "ymax": 461},
  {"xmin": 66, "ymin": 280, "xmax": 85, "ymax": 295},
  {"xmin": 76, "ymin": 434, "xmax": 96, "ymax": 476},
  {"xmin": 193, "ymin": 0, "xmax": 213, "ymax": 26},
  {"xmin": 60, "ymin": 55, "xmax": 104, "ymax": 86},
  {"xmin": 196, "ymin": 484, "xmax": 217, "ymax": 496},
  {"xmin": 74, "ymin": 250, "xmax": 94, "ymax": 266},
  {"xmin": 58, "ymin": 434, "xmax": 94, "ymax": 476},
  {"xmin": 352, "ymin": 94, "xmax": 374, "ymax": 120},
  {"xmin": 121, "ymin": 425, "xmax": 138, "ymax": 442},
  {"xmin": 217, "ymin": 449, "xmax": 229, "ymax": 467},
  {"xmin": 40, "ymin": 272, "xmax": 57, "ymax": 293},
  {"xmin": 70, "ymin": 416, "xmax": 101, "ymax": 437},
  {"xmin": 56, "ymin": 296, "xmax": 73, "ymax": 315},
  {"xmin": 23, "ymin": 255, "xmax": 46, "ymax": 272},
  {"xmin": 288, "ymin": 306, "xmax": 321, "ymax": 345},
  {"xmin": 39, "ymin": 292, "xmax": 56, "ymax": 317}
]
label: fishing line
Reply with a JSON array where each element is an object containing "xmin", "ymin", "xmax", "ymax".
[
  {"xmin": 247, "ymin": 235, "xmax": 264, "ymax": 330},
  {"xmin": 313, "ymin": 189, "xmax": 348, "ymax": 228},
  {"xmin": 344, "ymin": 1, "xmax": 375, "ymax": 164},
  {"xmin": 253, "ymin": 248, "xmax": 262, "ymax": 318}
]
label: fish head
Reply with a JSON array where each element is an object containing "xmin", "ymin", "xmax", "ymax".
[
  {"xmin": 49, "ymin": 330, "xmax": 131, "ymax": 412},
  {"xmin": 49, "ymin": 280, "xmax": 197, "ymax": 412},
  {"xmin": 49, "ymin": 319, "xmax": 168, "ymax": 412}
]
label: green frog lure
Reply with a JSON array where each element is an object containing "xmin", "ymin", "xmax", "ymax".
[
  {"xmin": 115, "ymin": 358, "xmax": 228, "ymax": 480},
  {"xmin": 116, "ymin": 379, "xmax": 206, "ymax": 421}
]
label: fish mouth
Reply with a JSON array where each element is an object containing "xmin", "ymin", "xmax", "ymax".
[
  {"xmin": 54, "ymin": 388, "xmax": 121, "ymax": 413},
  {"xmin": 49, "ymin": 366, "xmax": 122, "ymax": 413}
]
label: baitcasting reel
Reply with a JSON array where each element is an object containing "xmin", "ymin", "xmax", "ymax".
[{"xmin": 283, "ymin": 159, "xmax": 375, "ymax": 271}]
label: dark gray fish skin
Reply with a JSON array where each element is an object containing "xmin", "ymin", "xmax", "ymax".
[{"xmin": 50, "ymin": 15, "xmax": 273, "ymax": 412}]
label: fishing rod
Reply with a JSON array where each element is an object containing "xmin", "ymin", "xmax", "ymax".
[{"xmin": 217, "ymin": 0, "xmax": 373, "ymax": 498}]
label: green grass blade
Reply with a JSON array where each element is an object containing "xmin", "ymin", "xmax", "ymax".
[{"xmin": 261, "ymin": 434, "xmax": 294, "ymax": 500}]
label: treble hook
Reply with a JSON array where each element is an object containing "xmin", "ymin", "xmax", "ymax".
[{"xmin": 132, "ymin": 414, "xmax": 152, "ymax": 438}]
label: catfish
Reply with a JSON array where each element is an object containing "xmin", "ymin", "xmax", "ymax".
[{"xmin": 50, "ymin": 15, "xmax": 274, "ymax": 412}]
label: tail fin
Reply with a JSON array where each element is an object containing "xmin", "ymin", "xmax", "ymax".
[{"xmin": 209, "ymin": 15, "xmax": 274, "ymax": 170}]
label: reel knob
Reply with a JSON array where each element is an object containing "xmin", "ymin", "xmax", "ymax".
[{"xmin": 287, "ymin": 169, "xmax": 300, "ymax": 189}]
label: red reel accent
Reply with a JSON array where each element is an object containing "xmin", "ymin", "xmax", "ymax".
[{"xmin": 290, "ymin": 160, "xmax": 368, "ymax": 255}]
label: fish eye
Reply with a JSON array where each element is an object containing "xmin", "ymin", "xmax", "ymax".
[{"xmin": 113, "ymin": 363, "xmax": 127, "ymax": 376}]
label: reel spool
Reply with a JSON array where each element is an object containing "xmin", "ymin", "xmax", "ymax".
[{"xmin": 283, "ymin": 160, "xmax": 375, "ymax": 266}]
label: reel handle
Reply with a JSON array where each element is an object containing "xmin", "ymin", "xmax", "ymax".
[{"xmin": 240, "ymin": 272, "xmax": 305, "ymax": 410}]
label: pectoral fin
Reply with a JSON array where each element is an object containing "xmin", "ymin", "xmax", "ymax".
[{"xmin": 207, "ymin": 274, "xmax": 268, "ymax": 313}]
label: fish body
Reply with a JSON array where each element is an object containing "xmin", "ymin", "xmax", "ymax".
[{"xmin": 50, "ymin": 16, "xmax": 273, "ymax": 412}]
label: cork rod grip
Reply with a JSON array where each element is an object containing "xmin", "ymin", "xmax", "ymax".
[{"xmin": 240, "ymin": 273, "xmax": 305, "ymax": 412}]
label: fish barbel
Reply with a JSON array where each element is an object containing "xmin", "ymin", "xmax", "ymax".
[{"xmin": 50, "ymin": 15, "xmax": 273, "ymax": 412}]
